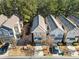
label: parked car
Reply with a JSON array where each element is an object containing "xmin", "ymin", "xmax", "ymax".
[
  {"xmin": 0, "ymin": 42, "xmax": 9, "ymax": 55},
  {"xmin": 52, "ymin": 46, "xmax": 64, "ymax": 55},
  {"xmin": 52, "ymin": 46, "xmax": 59, "ymax": 54}
]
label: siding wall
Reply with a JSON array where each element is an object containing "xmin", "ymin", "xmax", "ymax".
[{"xmin": 33, "ymin": 32, "xmax": 46, "ymax": 41}]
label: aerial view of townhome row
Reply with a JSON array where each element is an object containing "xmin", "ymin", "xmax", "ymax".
[
  {"xmin": 0, "ymin": 14, "xmax": 79, "ymax": 56},
  {"xmin": 0, "ymin": 14, "xmax": 23, "ymax": 45},
  {"xmin": 0, "ymin": 14, "xmax": 79, "ymax": 46},
  {"xmin": 31, "ymin": 14, "xmax": 79, "ymax": 46}
]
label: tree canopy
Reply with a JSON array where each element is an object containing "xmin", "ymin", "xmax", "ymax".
[{"xmin": 0, "ymin": 0, "xmax": 79, "ymax": 22}]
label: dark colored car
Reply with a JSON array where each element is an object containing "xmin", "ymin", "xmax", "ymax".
[
  {"xmin": 52, "ymin": 46, "xmax": 59, "ymax": 54},
  {"xmin": 0, "ymin": 42, "xmax": 9, "ymax": 55}
]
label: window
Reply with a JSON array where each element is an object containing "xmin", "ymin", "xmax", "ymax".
[
  {"xmin": 35, "ymin": 42, "xmax": 42, "ymax": 46},
  {"xmin": 75, "ymin": 36, "xmax": 79, "ymax": 38},
  {"xmin": 58, "ymin": 34, "xmax": 63, "ymax": 36},
  {"xmin": 55, "ymin": 38, "xmax": 62, "ymax": 40},
  {"xmin": 71, "ymin": 38, "xmax": 75, "ymax": 40},
  {"xmin": 9, "ymin": 30, "xmax": 13, "ymax": 35},
  {"xmin": 67, "ymin": 38, "xmax": 75, "ymax": 40}
]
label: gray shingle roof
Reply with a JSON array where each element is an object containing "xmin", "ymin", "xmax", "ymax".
[
  {"xmin": 3, "ymin": 15, "xmax": 19, "ymax": 29},
  {"xmin": 31, "ymin": 15, "xmax": 47, "ymax": 33},
  {"xmin": 31, "ymin": 15, "xmax": 39, "ymax": 32},
  {"xmin": 59, "ymin": 15, "xmax": 76, "ymax": 31},
  {"xmin": 46, "ymin": 15, "xmax": 57, "ymax": 31},
  {"xmin": 46, "ymin": 15, "xmax": 64, "ymax": 32},
  {"xmin": 68, "ymin": 16, "xmax": 79, "ymax": 27}
]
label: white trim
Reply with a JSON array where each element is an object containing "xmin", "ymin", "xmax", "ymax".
[
  {"xmin": 12, "ymin": 28, "xmax": 17, "ymax": 40},
  {"xmin": 17, "ymin": 22, "xmax": 21, "ymax": 33}
]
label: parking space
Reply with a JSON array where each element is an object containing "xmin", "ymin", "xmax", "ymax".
[
  {"xmin": 52, "ymin": 46, "xmax": 79, "ymax": 56},
  {"xmin": 8, "ymin": 45, "xmax": 34, "ymax": 56}
]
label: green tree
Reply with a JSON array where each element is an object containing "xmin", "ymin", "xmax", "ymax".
[
  {"xmin": 18, "ymin": 0, "xmax": 37, "ymax": 22},
  {"xmin": 0, "ymin": 0, "xmax": 79, "ymax": 22},
  {"xmin": 0, "ymin": 0, "xmax": 13, "ymax": 17},
  {"xmin": 48, "ymin": 0, "xmax": 58, "ymax": 16},
  {"xmin": 36, "ymin": 0, "xmax": 49, "ymax": 17}
]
